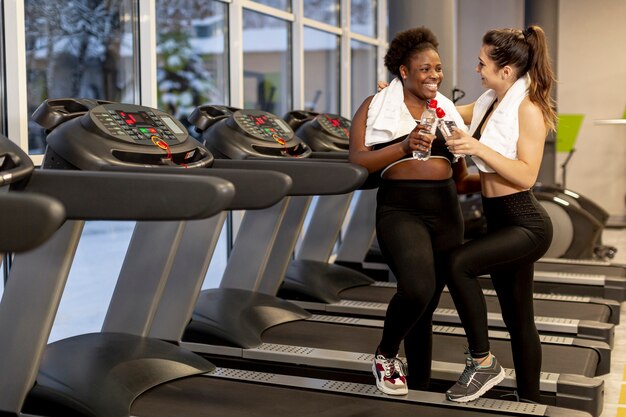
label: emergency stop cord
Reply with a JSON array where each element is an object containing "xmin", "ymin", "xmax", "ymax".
[{"xmin": 151, "ymin": 135, "xmax": 188, "ymax": 168}]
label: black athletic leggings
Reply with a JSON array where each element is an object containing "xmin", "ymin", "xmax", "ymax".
[
  {"xmin": 445, "ymin": 190, "xmax": 553, "ymax": 402},
  {"xmin": 376, "ymin": 178, "xmax": 464, "ymax": 390}
]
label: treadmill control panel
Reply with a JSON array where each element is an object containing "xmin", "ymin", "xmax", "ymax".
[
  {"xmin": 85, "ymin": 104, "xmax": 188, "ymax": 145},
  {"xmin": 316, "ymin": 114, "xmax": 350, "ymax": 140},
  {"xmin": 229, "ymin": 110, "xmax": 294, "ymax": 144}
]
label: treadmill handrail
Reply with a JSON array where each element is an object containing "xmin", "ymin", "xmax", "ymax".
[
  {"xmin": 23, "ymin": 170, "xmax": 235, "ymax": 220},
  {"xmin": 103, "ymin": 165, "xmax": 292, "ymax": 210},
  {"xmin": 0, "ymin": 193, "xmax": 65, "ymax": 252},
  {"xmin": 212, "ymin": 158, "xmax": 368, "ymax": 195}
]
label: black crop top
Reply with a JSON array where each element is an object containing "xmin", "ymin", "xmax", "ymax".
[{"xmin": 372, "ymin": 124, "xmax": 456, "ymax": 164}]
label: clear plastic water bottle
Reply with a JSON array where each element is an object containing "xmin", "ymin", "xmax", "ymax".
[
  {"xmin": 413, "ymin": 99, "xmax": 438, "ymax": 160},
  {"xmin": 436, "ymin": 107, "xmax": 463, "ymax": 163}
]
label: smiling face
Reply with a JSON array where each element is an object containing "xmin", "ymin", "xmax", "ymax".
[
  {"xmin": 476, "ymin": 45, "xmax": 503, "ymax": 89},
  {"xmin": 400, "ymin": 48, "xmax": 443, "ymax": 101}
]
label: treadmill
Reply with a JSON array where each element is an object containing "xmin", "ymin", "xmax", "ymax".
[
  {"xmin": 4, "ymin": 99, "xmax": 573, "ymax": 417},
  {"xmin": 275, "ymin": 110, "xmax": 617, "ymax": 348},
  {"xmin": 335, "ymin": 179, "xmax": 626, "ymax": 301},
  {"xmin": 458, "ymin": 187, "xmax": 626, "ymax": 300},
  {"xmin": 0, "ymin": 134, "xmax": 65, "ymax": 255},
  {"xmin": 140, "ymin": 106, "xmax": 603, "ymax": 416}
]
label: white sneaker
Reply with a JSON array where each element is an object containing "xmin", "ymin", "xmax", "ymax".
[{"xmin": 372, "ymin": 354, "xmax": 408, "ymax": 395}]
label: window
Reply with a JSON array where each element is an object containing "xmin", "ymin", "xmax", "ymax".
[
  {"xmin": 304, "ymin": 0, "xmax": 340, "ymax": 27},
  {"xmin": 250, "ymin": 0, "xmax": 291, "ymax": 12},
  {"xmin": 351, "ymin": 0, "xmax": 377, "ymax": 37},
  {"xmin": 23, "ymin": 0, "xmax": 140, "ymax": 342},
  {"xmin": 242, "ymin": 9, "xmax": 291, "ymax": 116},
  {"xmin": 25, "ymin": 0, "xmax": 138, "ymax": 154},
  {"xmin": 156, "ymin": 0, "xmax": 229, "ymax": 124},
  {"xmin": 350, "ymin": 39, "xmax": 376, "ymax": 115},
  {"xmin": 303, "ymin": 27, "xmax": 340, "ymax": 113}
]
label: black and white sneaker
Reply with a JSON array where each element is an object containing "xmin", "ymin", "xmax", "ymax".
[{"xmin": 446, "ymin": 355, "xmax": 505, "ymax": 402}]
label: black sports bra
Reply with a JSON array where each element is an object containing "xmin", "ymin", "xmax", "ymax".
[{"xmin": 472, "ymin": 100, "xmax": 497, "ymax": 140}]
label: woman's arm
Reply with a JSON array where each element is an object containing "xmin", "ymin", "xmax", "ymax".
[
  {"xmin": 455, "ymin": 102, "xmax": 475, "ymax": 125},
  {"xmin": 451, "ymin": 158, "xmax": 481, "ymax": 194}
]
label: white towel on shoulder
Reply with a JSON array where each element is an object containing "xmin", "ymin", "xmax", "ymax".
[
  {"xmin": 470, "ymin": 74, "xmax": 530, "ymax": 173},
  {"xmin": 365, "ymin": 77, "xmax": 466, "ymax": 147}
]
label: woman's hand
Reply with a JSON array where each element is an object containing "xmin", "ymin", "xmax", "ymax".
[
  {"xmin": 445, "ymin": 127, "xmax": 481, "ymax": 156},
  {"xmin": 404, "ymin": 126, "xmax": 435, "ymax": 154},
  {"xmin": 377, "ymin": 80, "xmax": 390, "ymax": 92}
]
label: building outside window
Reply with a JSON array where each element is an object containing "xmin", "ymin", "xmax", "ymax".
[
  {"xmin": 25, "ymin": 0, "xmax": 138, "ymax": 154},
  {"xmin": 156, "ymin": 0, "xmax": 229, "ymax": 124},
  {"xmin": 242, "ymin": 9, "xmax": 291, "ymax": 116}
]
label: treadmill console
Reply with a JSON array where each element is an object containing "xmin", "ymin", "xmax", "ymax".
[
  {"xmin": 33, "ymin": 99, "xmax": 213, "ymax": 170},
  {"xmin": 84, "ymin": 104, "xmax": 187, "ymax": 146},
  {"xmin": 228, "ymin": 110, "xmax": 294, "ymax": 143},
  {"xmin": 314, "ymin": 113, "xmax": 351, "ymax": 141},
  {"xmin": 190, "ymin": 106, "xmax": 311, "ymax": 159},
  {"xmin": 284, "ymin": 110, "xmax": 351, "ymax": 152}
]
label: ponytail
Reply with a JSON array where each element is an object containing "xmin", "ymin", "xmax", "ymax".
[
  {"xmin": 483, "ymin": 25, "xmax": 557, "ymax": 131},
  {"xmin": 524, "ymin": 26, "xmax": 557, "ymax": 132}
]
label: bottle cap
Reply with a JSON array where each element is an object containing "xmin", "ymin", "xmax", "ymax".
[
  {"xmin": 436, "ymin": 107, "xmax": 446, "ymax": 118},
  {"xmin": 428, "ymin": 99, "xmax": 438, "ymax": 108}
]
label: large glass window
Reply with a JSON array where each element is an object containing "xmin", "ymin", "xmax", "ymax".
[
  {"xmin": 156, "ymin": 0, "xmax": 229, "ymax": 124},
  {"xmin": 250, "ymin": 0, "xmax": 291, "ymax": 12},
  {"xmin": 242, "ymin": 10, "xmax": 291, "ymax": 116},
  {"xmin": 24, "ymin": 0, "xmax": 140, "ymax": 342},
  {"xmin": 351, "ymin": 0, "xmax": 376, "ymax": 37},
  {"xmin": 350, "ymin": 39, "xmax": 376, "ymax": 115},
  {"xmin": 304, "ymin": 0, "xmax": 340, "ymax": 27},
  {"xmin": 303, "ymin": 27, "xmax": 339, "ymax": 113},
  {"xmin": 25, "ymin": 0, "xmax": 138, "ymax": 154}
]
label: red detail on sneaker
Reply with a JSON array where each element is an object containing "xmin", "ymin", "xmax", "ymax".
[{"xmin": 383, "ymin": 375, "xmax": 406, "ymax": 384}]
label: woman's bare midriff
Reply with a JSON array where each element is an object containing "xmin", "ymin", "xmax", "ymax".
[
  {"xmin": 480, "ymin": 172, "xmax": 528, "ymax": 197},
  {"xmin": 382, "ymin": 158, "xmax": 452, "ymax": 180}
]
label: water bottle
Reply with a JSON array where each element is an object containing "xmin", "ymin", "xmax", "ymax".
[
  {"xmin": 436, "ymin": 107, "xmax": 463, "ymax": 162},
  {"xmin": 413, "ymin": 99, "xmax": 438, "ymax": 160}
]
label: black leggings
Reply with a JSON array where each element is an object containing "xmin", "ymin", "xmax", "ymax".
[
  {"xmin": 376, "ymin": 178, "xmax": 464, "ymax": 390},
  {"xmin": 445, "ymin": 190, "xmax": 553, "ymax": 402}
]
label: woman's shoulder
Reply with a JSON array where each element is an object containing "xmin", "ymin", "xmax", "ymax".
[{"xmin": 518, "ymin": 96, "xmax": 543, "ymax": 122}]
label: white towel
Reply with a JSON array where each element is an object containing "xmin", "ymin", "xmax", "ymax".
[
  {"xmin": 470, "ymin": 74, "xmax": 530, "ymax": 173},
  {"xmin": 365, "ymin": 78, "xmax": 466, "ymax": 147}
]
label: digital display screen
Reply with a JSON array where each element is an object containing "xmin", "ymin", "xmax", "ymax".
[
  {"xmin": 162, "ymin": 116, "xmax": 184, "ymax": 134},
  {"xmin": 117, "ymin": 110, "xmax": 152, "ymax": 127}
]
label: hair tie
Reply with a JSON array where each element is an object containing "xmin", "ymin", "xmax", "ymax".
[{"xmin": 522, "ymin": 28, "xmax": 531, "ymax": 40}]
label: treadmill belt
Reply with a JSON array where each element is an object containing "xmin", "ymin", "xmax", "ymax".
[
  {"xmin": 262, "ymin": 321, "xmax": 598, "ymax": 377},
  {"xmin": 339, "ymin": 285, "xmax": 610, "ymax": 322},
  {"xmin": 132, "ymin": 375, "xmax": 510, "ymax": 417}
]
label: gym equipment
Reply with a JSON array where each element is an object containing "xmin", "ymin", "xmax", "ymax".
[
  {"xmin": 8, "ymin": 98, "xmax": 576, "ymax": 417},
  {"xmin": 164, "ymin": 105, "xmax": 606, "ymax": 417}
]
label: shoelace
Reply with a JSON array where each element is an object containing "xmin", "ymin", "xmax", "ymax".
[
  {"xmin": 458, "ymin": 357, "xmax": 478, "ymax": 385},
  {"xmin": 381, "ymin": 356, "xmax": 407, "ymax": 378}
]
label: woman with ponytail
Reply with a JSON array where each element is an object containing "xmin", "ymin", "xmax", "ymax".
[{"xmin": 443, "ymin": 25, "xmax": 556, "ymax": 403}]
